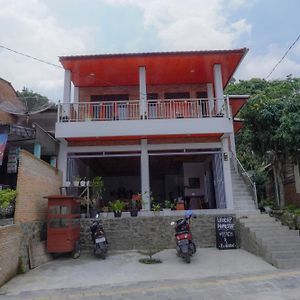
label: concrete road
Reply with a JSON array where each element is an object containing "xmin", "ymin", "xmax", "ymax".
[{"xmin": 1, "ymin": 249, "xmax": 300, "ymax": 299}]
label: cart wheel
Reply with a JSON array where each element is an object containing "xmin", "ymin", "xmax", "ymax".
[{"xmin": 72, "ymin": 240, "xmax": 81, "ymax": 259}]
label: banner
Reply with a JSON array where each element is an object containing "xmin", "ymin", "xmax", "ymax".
[{"xmin": 0, "ymin": 134, "xmax": 8, "ymax": 166}]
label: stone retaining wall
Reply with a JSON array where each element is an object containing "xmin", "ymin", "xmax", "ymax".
[
  {"xmin": 19, "ymin": 221, "xmax": 51, "ymax": 272},
  {"xmin": 0, "ymin": 225, "xmax": 21, "ymax": 287},
  {"xmin": 81, "ymin": 214, "xmax": 235, "ymax": 250}
]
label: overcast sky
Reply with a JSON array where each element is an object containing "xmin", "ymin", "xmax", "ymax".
[{"xmin": 0, "ymin": 0, "xmax": 299, "ymax": 101}]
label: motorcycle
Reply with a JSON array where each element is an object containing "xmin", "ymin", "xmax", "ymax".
[
  {"xmin": 90, "ymin": 214, "xmax": 108, "ymax": 259},
  {"xmin": 170, "ymin": 211, "xmax": 196, "ymax": 263}
]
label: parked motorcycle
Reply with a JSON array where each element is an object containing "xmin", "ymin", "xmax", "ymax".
[
  {"xmin": 90, "ymin": 214, "xmax": 108, "ymax": 259},
  {"xmin": 171, "ymin": 211, "xmax": 196, "ymax": 263}
]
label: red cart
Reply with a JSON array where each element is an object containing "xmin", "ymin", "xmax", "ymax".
[{"xmin": 46, "ymin": 195, "xmax": 81, "ymax": 258}]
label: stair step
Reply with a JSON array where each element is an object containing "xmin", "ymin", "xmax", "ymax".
[
  {"xmin": 271, "ymin": 250, "xmax": 300, "ymax": 259},
  {"xmin": 274, "ymin": 258, "xmax": 300, "ymax": 269}
]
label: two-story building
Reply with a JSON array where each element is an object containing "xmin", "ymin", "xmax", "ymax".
[{"xmin": 56, "ymin": 49, "xmax": 256, "ymax": 211}]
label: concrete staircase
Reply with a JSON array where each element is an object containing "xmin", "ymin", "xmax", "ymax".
[
  {"xmin": 231, "ymin": 165, "xmax": 256, "ymax": 211},
  {"xmin": 238, "ymin": 214, "xmax": 300, "ymax": 269}
]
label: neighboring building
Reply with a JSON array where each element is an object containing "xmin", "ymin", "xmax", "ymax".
[
  {"xmin": 56, "ymin": 49, "xmax": 255, "ymax": 211},
  {"xmin": 0, "ymin": 79, "xmax": 59, "ymax": 188}
]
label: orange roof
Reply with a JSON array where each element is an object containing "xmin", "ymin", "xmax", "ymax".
[
  {"xmin": 228, "ymin": 95, "xmax": 249, "ymax": 117},
  {"xmin": 60, "ymin": 49, "xmax": 248, "ymax": 88}
]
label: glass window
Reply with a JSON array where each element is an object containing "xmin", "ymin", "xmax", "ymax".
[
  {"xmin": 49, "ymin": 218, "xmax": 70, "ymax": 228},
  {"xmin": 49, "ymin": 205, "xmax": 69, "ymax": 215}
]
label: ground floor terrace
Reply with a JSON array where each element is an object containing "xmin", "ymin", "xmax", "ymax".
[{"xmin": 58, "ymin": 137, "xmax": 234, "ymax": 212}]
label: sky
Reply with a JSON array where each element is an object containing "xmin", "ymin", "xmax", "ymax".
[{"xmin": 0, "ymin": 0, "xmax": 299, "ymax": 101}]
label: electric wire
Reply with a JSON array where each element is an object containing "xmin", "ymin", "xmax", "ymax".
[
  {"xmin": 265, "ymin": 33, "xmax": 300, "ymax": 79},
  {"xmin": 0, "ymin": 44, "xmax": 63, "ymax": 69}
]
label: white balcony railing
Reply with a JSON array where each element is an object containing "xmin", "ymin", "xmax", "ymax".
[{"xmin": 57, "ymin": 98, "xmax": 230, "ymax": 122}]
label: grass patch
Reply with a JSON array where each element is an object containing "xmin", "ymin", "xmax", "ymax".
[{"xmin": 139, "ymin": 258, "xmax": 162, "ymax": 264}]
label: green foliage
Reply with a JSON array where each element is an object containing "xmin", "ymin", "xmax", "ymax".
[
  {"xmin": 259, "ymin": 197, "xmax": 276, "ymax": 209},
  {"xmin": 151, "ymin": 203, "xmax": 161, "ymax": 211},
  {"xmin": 284, "ymin": 204, "xmax": 299, "ymax": 213},
  {"xmin": 294, "ymin": 209, "xmax": 300, "ymax": 216},
  {"xmin": 108, "ymin": 199, "xmax": 126, "ymax": 212},
  {"xmin": 0, "ymin": 189, "xmax": 17, "ymax": 208},
  {"xmin": 17, "ymin": 87, "xmax": 49, "ymax": 112},
  {"xmin": 91, "ymin": 176, "xmax": 105, "ymax": 199}
]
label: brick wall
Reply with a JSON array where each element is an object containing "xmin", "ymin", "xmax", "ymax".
[
  {"xmin": 0, "ymin": 224, "xmax": 21, "ymax": 286},
  {"xmin": 14, "ymin": 150, "xmax": 62, "ymax": 223},
  {"xmin": 284, "ymin": 182, "xmax": 300, "ymax": 206}
]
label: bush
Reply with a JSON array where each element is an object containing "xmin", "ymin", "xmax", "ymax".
[
  {"xmin": 0, "ymin": 189, "xmax": 17, "ymax": 208},
  {"xmin": 284, "ymin": 204, "xmax": 299, "ymax": 213}
]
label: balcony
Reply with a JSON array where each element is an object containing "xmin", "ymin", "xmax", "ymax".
[{"xmin": 55, "ymin": 98, "xmax": 234, "ymax": 139}]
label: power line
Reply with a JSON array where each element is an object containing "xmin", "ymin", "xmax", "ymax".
[
  {"xmin": 265, "ymin": 33, "xmax": 300, "ymax": 79},
  {"xmin": 0, "ymin": 44, "xmax": 63, "ymax": 69}
]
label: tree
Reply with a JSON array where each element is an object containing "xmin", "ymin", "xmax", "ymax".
[
  {"xmin": 17, "ymin": 87, "xmax": 49, "ymax": 112},
  {"xmin": 226, "ymin": 77, "xmax": 300, "ymax": 208}
]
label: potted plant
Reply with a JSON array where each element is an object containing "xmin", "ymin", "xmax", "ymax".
[
  {"xmin": 72, "ymin": 176, "xmax": 81, "ymax": 187},
  {"xmin": 152, "ymin": 203, "xmax": 161, "ymax": 216},
  {"xmin": 109, "ymin": 200, "xmax": 126, "ymax": 217},
  {"xmin": 0, "ymin": 189, "xmax": 17, "ymax": 218},
  {"xmin": 163, "ymin": 200, "xmax": 174, "ymax": 215},
  {"xmin": 90, "ymin": 176, "xmax": 105, "ymax": 217},
  {"xmin": 131, "ymin": 194, "xmax": 142, "ymax": 217}
]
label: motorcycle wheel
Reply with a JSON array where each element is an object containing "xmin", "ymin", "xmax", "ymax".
[{"xmin": 183, "ymin": 253, "xmax": 191, "ymax": 263}]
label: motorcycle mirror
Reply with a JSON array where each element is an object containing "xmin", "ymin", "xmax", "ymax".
[
  {"xmin": 170, "ymin": 221, "xmax": 175, "ymax": 226},
  {"xmin": 95, "ymin": 214, "xmax": 99, "ymax": 218}
]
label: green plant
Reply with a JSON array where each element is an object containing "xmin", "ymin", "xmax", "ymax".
[
  {"xmin": 109, "ymin": 200, "xmax": 126, "ymax": 213},
  {"xmin": 164, "ymin": 200, "xmax": 173, "ymax": 209},
  {"xmin": 91, "ymin": 176, "xmax": 105, "ymax": 208},
  {"xmin": 0, "ymin": 189, "xmax": 17, "ymax": 208},
  {"xmin": 151, "ymin": 203, "xmax": 161, "ymax": 211},
  {"xmin": 294, "ymin": 208, "xmax": 300, "ymax": 216},
  {"xmin": 72, "ymin": 176, "xmax": 81, "ymax": 182},
  {"xmin": 138, "ymin": 247, "xmax": 163, "ymax": 264},
  {"xmin": 284, "ymin": 204, "xmax": 299, "ymax": 213},
  {"xmin": 259, "ymin": 197, "xmax": 276, "ymax": 209}
]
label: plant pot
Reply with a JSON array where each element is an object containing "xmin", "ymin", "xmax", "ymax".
[
  {"xmin": 114, "ymin": 211, "xmax": 122, "ymax": 218},
  {"xmin": 80, "ymin": 181, "xmax": 86, "ymax": 187},
  {"xmin": 153, "ymin": 211, "xmax": 161, "ymax": 216},
  {"xmin": 130, "ymin": 210, "xmax": 138, "ymax": 217},
  {"xmin": 73, "ymin": 181, "xmax": 80, "ymax": 187}
]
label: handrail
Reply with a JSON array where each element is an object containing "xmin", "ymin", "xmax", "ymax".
[
  {"xmin": 57, "ymin": 97, "xmax": 230, "ymax": 122},
  {"xmin": 231, "ymin": 152, "xmax": 258, "ymax": 208}
]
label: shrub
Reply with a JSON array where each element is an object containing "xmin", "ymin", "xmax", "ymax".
[{"xmin": 0, "ymin": 189, "xmax": 17, "ymax": 209}]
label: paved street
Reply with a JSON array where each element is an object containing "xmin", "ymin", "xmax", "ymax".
[{"xmin": 1, "ymin": 249, "xmax": 300, "ymax": 299}]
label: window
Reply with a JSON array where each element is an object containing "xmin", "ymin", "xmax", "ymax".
[
  {"xmin": 164, "ymin": 92, "xmax": 190, "ymax": 99},
  {"xmin": 49, "ymin": 205, "xmax": 70, "ymax": 215}
]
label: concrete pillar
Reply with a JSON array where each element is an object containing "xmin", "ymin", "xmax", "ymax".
[
  {"xmin": 213, "ymin": 64, "xmax": 224, "ymax": 114},
  {"xmin": 33, "ymin": 143, "xmax": 41, "ymax": 159},
  {"xmin": 63, "ymin": 70, "xmax": 71, "ymax": 118},
  {"xmin": 63, "ymin": 70, "xmax": 71, "ymax": 103},
  {"xmin": 140, "ymin": 139, "xmax": 150, "ymax": 210},
  {"xmin": 139, "ymin": 66, "xmax": 147, "ymax": 119},
  {"xmin": 74, "ymin": 86, "xmax": 79, "ymax": 102},
  {"xmin": 58, "ymin": 140, "xmax": 68, "ymax": 185},
  {"xmin": 206, "ymin": 83, "xmax": 214, "ymax": 116},
  {"xmin": 221, "ymin": 135, "xmax": 234, "ymax": 209}
]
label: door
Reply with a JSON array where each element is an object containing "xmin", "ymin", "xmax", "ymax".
[{"xmin": 213, "ymin": 153, "xmax": 226, "ymax": 208}]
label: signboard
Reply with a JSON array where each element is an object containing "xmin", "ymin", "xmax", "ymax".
[
  {"xmin": 0, "ymin": 134, "xmax": 8, "ymax": 166},
  {"xmin": 215, "ymin": 215, "xmax": 236, "ymax": 250},
  {"xmin": 7, "ymin": 147, "xmax": 19, "ymax": 174}
]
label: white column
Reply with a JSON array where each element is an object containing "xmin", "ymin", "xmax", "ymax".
[
  {"xmin": 206, "ymin": 83, "xmax": 214, "ymax": 116},
  {"xmin": 64, "ymin": 70, "xmax": 71, "ymax": 103},
  {"xmin": 139, "ymin": 66, "xmax": 147, "ymax": 119},
  {"xmin": 58, "ymin": 139, "xmax": 68, "ymax": 185},
  {"xmin": 73, "ymin": 86, "xmax": 79, "ymax": 102},
  {"xmin": 63, "ymin": 69, "xmax": 71, "ymax": 118},
  {"xmin": 140, "ymin": 139, "xmax": 150, "ymax": 210},
  {"xmin": 221, "ymin": 135, "xmax": 234, "ymax": 209},
  {"xmin": 213, "ymin": 64, "xmax": 224, "ymax": 114}
]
